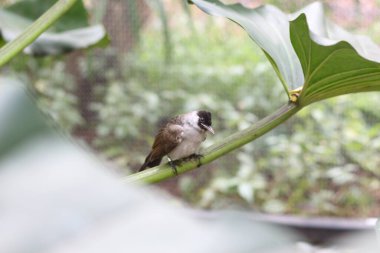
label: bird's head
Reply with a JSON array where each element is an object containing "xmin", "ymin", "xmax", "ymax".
[{"xmin": 197, "ymin": 110, "xmax": 214, "ymax": 134}]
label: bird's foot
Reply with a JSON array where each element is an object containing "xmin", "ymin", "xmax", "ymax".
[
  {"xmin": 167, "ymin": 154, "xmax": 204, "ymax": 175},
  {"xmin": 168, "ymin": 157, "xmax": 180, "ymax": 176},
  {"xmin": 186, "ymin": 153, "xmax": 204, "ymax": 167}
]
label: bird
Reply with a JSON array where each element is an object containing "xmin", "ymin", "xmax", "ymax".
[{"xmin": 139, "ymin": 110, "xmax": 214, "ymax": 174}]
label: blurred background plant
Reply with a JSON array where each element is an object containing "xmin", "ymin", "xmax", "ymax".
[{"xmin": 1, "ymin": 0, "xmax": 379, "ymax": 218}]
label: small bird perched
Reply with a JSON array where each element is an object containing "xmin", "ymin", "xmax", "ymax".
[{"xmin": 139, "ymin": 110, "xmax": 214, "ymax": 174}]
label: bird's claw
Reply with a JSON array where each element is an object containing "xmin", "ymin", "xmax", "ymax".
[
  {"xmin": 168, "ymin": 157, "xmax": 179, "ymax": 175},
  {"xmin": 167, "ymin": 154, "xmax": 204, "ymax": 175},
  {"xmin": 187, "ymin": 153, "xmax": 204, "ymax": 167}
]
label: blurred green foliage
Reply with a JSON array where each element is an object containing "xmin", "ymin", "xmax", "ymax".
[
  {"xmin": 2, "ymin": 57, "xmax": 83, "ymax": 131},
  {"xmin": 2, "ymin": 0, "xmax": 379, "ymax": 217},
  {"xmin": 198, "ymin": 95, "xmax": 380, "ymax": 216}
]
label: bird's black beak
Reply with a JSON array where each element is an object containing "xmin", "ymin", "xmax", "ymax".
[{"xmin": 201, "ymin": 123, "xmax": 215, "ymax": 134}]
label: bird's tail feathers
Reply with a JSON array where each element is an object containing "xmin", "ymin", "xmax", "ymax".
[{"xmin": 138, "ymin": 153, "xmax": 162, "ymax": 172}]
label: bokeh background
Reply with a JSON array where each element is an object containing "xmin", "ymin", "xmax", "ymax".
[{"xmin": 1, "ymin": 0, "xmax": 380, "ymax": 218}]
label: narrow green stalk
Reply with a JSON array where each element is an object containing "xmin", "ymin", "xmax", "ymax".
[
  {"xmin": 125, "ymin": 102, "xmax": 301, "ymax": 184},
  {"xmin": 0, "ymin": 0, "xmax": 78, "ymax": 67}
]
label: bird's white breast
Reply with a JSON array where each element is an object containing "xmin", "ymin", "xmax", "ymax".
[{"xmin": 168, "ymin": 113, "xmax": 207, "ymax": 160}]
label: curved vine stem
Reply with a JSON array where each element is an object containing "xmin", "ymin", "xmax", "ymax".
[{"xmin": 124, "ymin": 102, "xmax": 301, "ymax": 184}]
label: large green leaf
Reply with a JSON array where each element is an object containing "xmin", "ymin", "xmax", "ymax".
[
  {"xmin": 191, "ymin": 0, "xmax": 380, "ymax": 104},
  {"xmin": 190, "ymin": 0, "xmax": 303, "ymax": 93},
  {"xmin": 290, "ymin": 14, "xmax": 380, "ymax": 106},
  {"xmin": 0, "ymin": 0, "xmax": 108, "ymax": 56}
]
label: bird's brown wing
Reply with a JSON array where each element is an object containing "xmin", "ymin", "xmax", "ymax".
[
  {"xmin": 139, "ymin": 123, "xmax": 184, "ymax": 171},
  {"xmin": 150, "ymin": 124, "xmax": 184, "ymax": 161}
]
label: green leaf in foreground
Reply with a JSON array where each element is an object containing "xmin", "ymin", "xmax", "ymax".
[
  {"xmin": 0, "ymin": 79, "xmax": 51, "ymax": 158},
  {"xmin": 290, "ymin": 14, "xmax": 380, "ymax": 106}
]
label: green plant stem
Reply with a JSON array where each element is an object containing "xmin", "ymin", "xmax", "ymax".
[
  {"xmin": 0, "ymin": 0, "xmax": 78, "ymax": 67},
  {"xmin": 125, "ymin": 102, "xmax": 301, "ymax": 184}
]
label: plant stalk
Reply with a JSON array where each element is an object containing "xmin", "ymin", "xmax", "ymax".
[
  {"xmin": 0, "ymin": 0, "xmax": 78, "ymax": 67},
  {"xmin": 125, "ymin": 102, "xmax": 301, "ymax": 184}
]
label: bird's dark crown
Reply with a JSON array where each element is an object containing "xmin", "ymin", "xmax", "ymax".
[{"xmin": 197, "ymin": 110, "xmax": 212, "ymax": 130}]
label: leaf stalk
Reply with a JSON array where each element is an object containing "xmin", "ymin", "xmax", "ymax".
[{"xmin": 125, "ymin": 102, "xmax": 301, "ymax": 184}]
